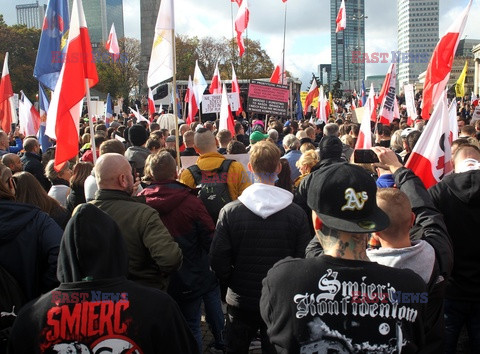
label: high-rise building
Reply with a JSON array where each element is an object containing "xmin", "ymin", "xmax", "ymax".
[
  {"xmin": 330, "ymin": 0, "xmax": 365, "ymax": 93},
  {"xmin": 397, "ymin": 0, "xmax": 439, "ymax": 87},
  {"xmin": 138, "ymin": 0, "xmax": 161, "ymax": 94},
  {"xmin": 106, "ymin": 0, "xmax": 125, "ymax": 40},
  {"xmin": 16, "ymin": 1, "xmax": 46, "ymax": 29},
  {"xmin": 69, "ymin": 0, "xmax": 124, "ymax": 46},
  {"xmin": 318, "ymin": 64, "xmax": 332, "ymax": 88}
]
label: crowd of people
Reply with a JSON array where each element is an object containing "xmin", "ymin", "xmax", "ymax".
[{"xmin": 0, "ymin": 96, "xmax": 479, "ymax": 353}]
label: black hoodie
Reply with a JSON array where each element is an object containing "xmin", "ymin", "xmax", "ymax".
[
  {"xmin": 429, "ymin": 170, "xmax": 480, "ymax": 301},
  {"xmin": 8, "ymin": 204, "xmax": 198, "ymax": 354},
  {"xmin": 0, "ymin": 200, "xmax": 62, "ymax": 301}
]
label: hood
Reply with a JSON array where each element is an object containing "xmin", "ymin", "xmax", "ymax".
[
  {"xmin": 367, "ymin": 240, "xmax": 435, "ymax": 283},
  {"xmin": 0, "ymin": 201, "xmax": 43, "ymax": 242},
  {"xmin": 57, "ymin": 203, "xmax": 128, "ymax": 283},
  {"xmin": 125, "ymin": 146, "xmax": 150, "ymax": 168},
  {"xmin": 238, "ymin": 183, "xmax": 293, "ymax": 219},
  {"xmin": 442, "ymin": 170, "xmax": 480, "ymax": 205},
  {"xmin": 140, "ymin": 181, "xmax": 193, "ymax": 214}
]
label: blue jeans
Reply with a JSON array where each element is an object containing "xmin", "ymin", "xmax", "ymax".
[
  {"xmin": 444, "ymin": 299, "xmax": 480, "ymax": 353},
  {"xmin": 203, "ymin": 285, "xmax": 225, "ymax": 348},
  {"xmin": 178, "ymin": 297, "xmax": 202, "ymax": 353}
]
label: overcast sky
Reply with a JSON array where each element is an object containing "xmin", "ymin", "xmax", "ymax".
[{"xmin": 1, "ymin": 0, "xmax": 479, "ymax": 88}]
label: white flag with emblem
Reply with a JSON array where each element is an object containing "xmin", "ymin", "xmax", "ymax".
[{"xmin": 147, "ymin": 0, "xmax": 174, "ymax": 88}]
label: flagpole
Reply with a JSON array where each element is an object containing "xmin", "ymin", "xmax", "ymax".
[
  {"xmin": 171, "ymin": 18, "xmax": 181, "ymax": 170},
  {"xmin": 85, "ymin": 79, "xmax": 97, "ymax": 164},
  {"xmin": 282, "ymin": 1, "xmax": 287, "ymax": 86}
]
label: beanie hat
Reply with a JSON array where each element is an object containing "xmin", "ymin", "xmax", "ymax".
[{"xmin": 128, "ymin": 124, "xmax": 148, "ymax": 146}]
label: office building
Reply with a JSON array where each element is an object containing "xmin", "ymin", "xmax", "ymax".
[
  {"xmin": 330, "ymin": 0, "xmax": 365, "ymax": 93},
  {"xmin": 318, "ymin": 64, "xmax": 332, "ymax": 89},
  {"xmin": 138, "ymin": 0, "xmax": 161, "ymax": 94},
  {"xmin": 397, "ymin": 0, "xmax": 439, "ymax": 87},
  {"xmin": 16, "ymin": 1, "xmax": 46, "ymax": 29},
  {"xmin": 69, "ymin": 0, "xmax": 124, "ymax": 46}
]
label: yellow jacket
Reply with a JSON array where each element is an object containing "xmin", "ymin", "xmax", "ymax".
[{"xmin": 179, "ymin": 152, "xmax": 251, "ymax": 200}]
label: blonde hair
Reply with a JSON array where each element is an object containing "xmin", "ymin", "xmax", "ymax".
[
  {"xmin": 249, "ymin": 141, "xmax": 281, "ymax": 175},
  {"xmin": 296, "ymin": 150, "xmax": 319, "ymax": 170},
  {"xmin": 300, "ymin": 142, "xmax": 315, "ymax": 153}
]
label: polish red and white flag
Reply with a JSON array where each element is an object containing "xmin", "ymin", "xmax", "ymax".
[
  {"xmin": 148, "ymin": 88, "xmax": 155, "ymax": 121},
  {"xmin": 186, "ymin": 75, "xmax": 198, "ymax": 125},
  {"xmin": 0, "ymin": 52, "xmax": 15, "ymax": 133},
  {"xmin": 231, "ymin": 64, "xmax": 243, "ymax": 115},
  {"xmin": 378, "ymin": 63, "xmax": 397, "ymax": 125},
  {"xmin": 105, "ymin": 23, "xmax": 120, "ymax": 61},
  {"xmin": 421, "ymin": 0, "xmax": 472, "ymax": 119},
  {"xmin": 46, "ymin": 0, "xmax": 98, "ymax": 171},
  {"xmin": 336, "ymin": 0, "xmax": 346, "ymax": 33},
  {"xmin": 355, "ymin": 83, "xmax": 376, "ymax": 150},
  {"xmin": 18, "ymin": 91, "xmax": 41, "ymax": 136},
  {"xmin": 209, "ymin": 62, "xmax": 222, "ymax": 94},
  {"xmin": 304, "ymin": 79, "xmax": 319, "ymax": 115},
  {"xmin": 235, "ymin": 0, "xmax": 249, "ymax": 57},
  {"xmin": 219, "ymin": 83, "xmax": 235, "ymax": 136},
  {"xmin": 406, "ymin": 94, "xmax": 453, "ymax": 188}
]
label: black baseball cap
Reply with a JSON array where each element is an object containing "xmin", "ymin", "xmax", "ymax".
[{"xmin": 307, "ymin": 163, "xmax": 390, "ymax": 233}]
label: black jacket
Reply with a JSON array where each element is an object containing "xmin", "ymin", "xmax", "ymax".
[
  {"xmin": 429, "ymin": 170, "xmax": 480, "ymax": 301},
  {"xmin": 8, "ymin": 204, "xmax": 198, "ymax": 354},
  {"xmin": 0, "ymin": 201, "xmax": 62, "ymax": 301},
  {"xmin": 210, "ymin": 195, "xmax": 311, "ymax": 312},
  {"xmin": 20, "ymin": 152, "xmax": 50, "ymax": 192}
]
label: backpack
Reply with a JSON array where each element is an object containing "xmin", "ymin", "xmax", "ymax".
[
  {"xmin": 188, "ymin": 159, "xmax": 234, "ymax": 223},
  {"xmin": 0, "ymin": 264, "xmax": 25, "ymax": 351}
]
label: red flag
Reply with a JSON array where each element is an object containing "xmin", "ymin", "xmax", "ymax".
[
  {"xmin": 46, "ymin": 0, "xmax": 98, "ymax": 171},
  {"xmin": 18, "ymin": 91, "xmax": 41, "ymax": 136},
  {"xmin": 304, "ymin": 79, "xmax": 319, "ymax": 115},
  {"xmin": 378, "ymin": 63, "xmax": 397, "ymax": 125},
  {"xmin": 355, "ymin": 84, "xmax": 375, "ymax": 150},
  {"xmin": 269, "ymin": 58, "xmax": 286, "ymax": 85},
  {"xmin": 336, "ymin": 0, "xmax": 346, "ymax": 33},
  {"xmin": 105, "ymin": 23, "xmax": 120, "ymax": 61},
  {"xmin": 231, "ymin": 0, "xmax": 242, "ymax": 5},
  {"xmin": 186, "ymin": 75, "xmax": 198, "ymax": 125},
  {"xmin": 219, "ymin": 83, "xmax": 235, "ymax": 136},
  {"xmin": 406, "ymin": 95, "xmax": 453, "ymax": 188},
  {"xmin": 231, "ymin": 64, "xmax": 243, "ymax": 115},
  {"xmin": 357, "ymin": 98, "xmax": 363, "ymax": 108},
  {"xmin": 0, "ymin": 52, "xmax": 14, "ymax": 133},
  {"xmin": 377, "ymin": 63, "xmax": 394, "ymax": 112},
  {"xmin": 209, "ymin": 62, "xmax": 222, "ymax": 94},
  {"xmin": 421, "ymin": 0, "xmax": 472, "ymax": 119},
  {"xmin": 351, "ymin": 98, "xmax": 356, "ymax": 111},
  {"xmin": 235, "ymin": 0, "xmax": 249, "ymax": 57},
  {"xmin": 148, "ymin": 88, "xmax": 155, "ymax": 121}
]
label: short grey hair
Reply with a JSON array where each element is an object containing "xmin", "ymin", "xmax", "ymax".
[
  {"xmin": 282, "ymin": 134, "xmax": 300, "ymax": 150},
  {"xmin": 267, "ymin": 129, "xmax": 279, "ymax": 143},
  {"xmin": 323, "ymin": 123, "xmax": 339, "ymax": 137}
]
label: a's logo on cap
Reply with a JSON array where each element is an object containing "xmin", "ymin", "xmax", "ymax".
[{"xmin": 341, "ymin": 188, "xmax": 368, "ymax": 211}]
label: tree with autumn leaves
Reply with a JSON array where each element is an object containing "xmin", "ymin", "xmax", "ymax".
[{"xmin": 0, "ymin": 14, "xmax": 276, "ymax": 102}]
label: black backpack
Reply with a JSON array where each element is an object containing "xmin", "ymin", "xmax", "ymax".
[
  {"xmin": 0, "ymin": 265, "xmax": 25, "ymax": 352},
  {"xmin": 188, "ymin": 160, "xmax": 234, "ymax": 223}
]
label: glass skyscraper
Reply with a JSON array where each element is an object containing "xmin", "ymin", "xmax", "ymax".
[
  {"xmin": 330, "ymin": 0, "xmax": 365, "ymax": 93},
  {"xmin": 397, "ymin": 0, "xmax": 439, "ymax": 86}
]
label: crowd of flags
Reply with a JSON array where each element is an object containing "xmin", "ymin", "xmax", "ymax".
[{"xmin": 0, "ymin": 0, "xmax": 476, "ymax": 186}]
